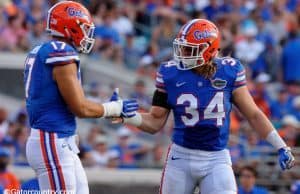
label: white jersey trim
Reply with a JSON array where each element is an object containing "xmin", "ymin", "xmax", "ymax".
[{"xmin": 45, "ymin": 55, "xmax": 80, "ymax": 64}]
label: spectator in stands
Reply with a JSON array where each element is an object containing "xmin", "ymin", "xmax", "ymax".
[
  {"xmin": 123, "ymin": 32, "xmax": 142, "ymax": 70},
  {"xmin": 0, "ymin": 12, "xmax": 28, "ymax": 52},
  {"xmin": 292, "ymin": 96, "xmax": 300, "ymax": 120},
  {"xmin": 145, "ymin": 142, "xmax": 165, "ymax": 169},
  {"xmin": 151, "ymin": 13, "xmax": 178, "ymax": 62},
  {"xmin": 14, "ymin": 109, "xmax": 29, "ymax": 128},
  {"xmin": 270, "ymin": 88, "xmax": 294, "ymax": 121},
  {"xmin": 25, "ymin": 0, "xmax": 47, "ymax": 25},
  {"xmin": 251, "ymin": 73, "xmax": 272, "ymax": 118},
  {"xmin": 255, "ymin": 17, "xmax": 281, "ymax": 80},
  {"xmin": 93, "ymin": 1, "xmax": 123, "ymax": 64},
  {"xmin": 111, "ymin": 5, "xmax": 134, "ymax": 40},
  {"xmin": 0, "ymin": 136, "xmax": 16, "ymax": 163},
  {"xmin": 235, "ymin": 19, "xmax": 265, "ymax": 75},
  {"xmin": 216, "ymin": 15, "xmax": 234, "ymax": 56},
  {"xmin": 244, "ymin": 130, "xmax": 265, "ymax": 166},
  {"xmin": 85, "ymin": 125, "xmax": 106, "ymax": 147},
  {"xmin": 137, "ymin": 43, "xmax": 159, "ymax": 79},
  {"xmin": 130, "ymin": 79, "xmax": 151, "ymax": 111},
  {"xmin": 150, "ymin": 143, "xmax": 164, "ymax": 168},
  {"xmin": 263, "ymin": 6, "xmax": 288, "ymax": 45},
  {"xmin": 238, "ymin": 165, "xmax": 269, "ymax": 194},
  {"xmin": 12, "ymin": 127, "xmax": 28, "ymax": 165},
  {"xmin": 226, "ymin": 0, "xmax": 249, "ymax": 23},
  {"xmin": 111, "ymin": 126, "xmax": 148, "ymax": 168},
  {"xmin": 253, "ymin": 0, "xmax": 272, "ymax": 21},
  {"xmin": 228, "ymin": 135, "xmax": 245, "ymax": 171},
  {"xmin": 0, "ymin": 148, "xmax": 20, "ymax": 191},
  {"xmin": 0, "ymin": 108, "xmax": 8, "ymax": 141},
  {"xmin": 279, "ymin": 115, "xmax": 299, "ymax": 147},
  {"xmin": 202, "ymin": 0, "xmax": 225, "ymax": 21},
  {"xmin": 27, "ymin": 18, "xmax": 48, "ymax": 49},
  {"xmin": 90, "ymin": 135, "xmax": 119, "ymax": 168},
  {"xmin": 78, "ymin": 143, "xmax": 94, "ymax": 167},
  {"xmin": 85, "ymin": 82, "xmax": 103, "ymax": 104},
  {"xmin": 281, "ymin": 29, "xmax": 300, "ymax": 86}
]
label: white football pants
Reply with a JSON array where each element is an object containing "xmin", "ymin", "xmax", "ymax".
[
  {"xmin": 159, "ymin": 143, "xmax": 237, "ymax": 194},
  {"xmin": 26, "ymin": 129, "xmax": 88, "ymax": 194}
]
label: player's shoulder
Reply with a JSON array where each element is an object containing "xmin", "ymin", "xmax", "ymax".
[
  {"xmin": 157, "ymin": 60, "xmax": 179, "ymax": 79},
  {"xmin": 42, "ymin": 40, "xmax": 78, "ymax": 55},
  {"xmin": 38, "ymin": 41, "xmax": 79, "ymax": 65},
  {"xmin": 215, "ymin": 56, "xmax": 245, "ymax": 75}
]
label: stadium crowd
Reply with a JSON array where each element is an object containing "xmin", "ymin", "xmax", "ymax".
[{"xmin": 0, "ymin": 0, "xmax": 300, "ymax": 193}]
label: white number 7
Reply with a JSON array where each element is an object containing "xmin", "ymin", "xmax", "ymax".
[{"xmin": 25, "ymin": 57, "xmax": 35, "ymax": 98}]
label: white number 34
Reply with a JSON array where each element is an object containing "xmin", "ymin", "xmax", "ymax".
[{"xmin": 177, "ymin": 92, "xmax": 225, "ymax": 126}]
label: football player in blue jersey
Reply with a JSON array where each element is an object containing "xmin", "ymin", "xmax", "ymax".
[
  {"xmin": 115, "ymin": 19, "xmax": 295, "ymax": 194},
  {"xmin": 23, "ymin": 1, "xmax": 138, "ymax": 194}
]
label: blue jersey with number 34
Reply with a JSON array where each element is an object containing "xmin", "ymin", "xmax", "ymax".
[
  {"xmin": 23, "ymin": 41, "xmax": 80, "ymax": 137},
  {"xmin": 156, "ymin": 57, "xmax": 246, "ymax": 151}
]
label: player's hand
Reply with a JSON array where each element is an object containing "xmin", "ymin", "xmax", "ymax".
[
  {"xmin": 110, "ymin": 88, "xmax": 138, "ymax": 118},
  {"xmin": 103, "ymin": 88, "xmax": 139, "ymax": 118},
  {"xmin": 122, "ymin": 99, "xmax": 139, "ymax": 118},
  {"xmin": 110, "ymin": 88, "xmax": 120, "ymax": 101},
  {"xmin": 278, "ymin": 147, "xmax": 295, "ymax": 170}
]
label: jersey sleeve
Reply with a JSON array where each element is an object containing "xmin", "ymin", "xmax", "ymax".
[
  {"xmin": 232, "ymin": 60, "xmax": 247, "ymax": 90},
  {"xmin": 155, "ymin": 64, "xmax": 166, "ymax": 93},
  {"xmin": 45, "ymin": 41, "xmax": 80, "ymax": 66}
]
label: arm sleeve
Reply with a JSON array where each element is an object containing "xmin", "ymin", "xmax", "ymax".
[
  {"xmin": 45, "ymin": 42, "xmax": 80, "ymax": 66},
  {"xmin": 155, "ymin": 65, "xmax": 166, "ymax": 93},
  {"xmin": 233, "ymin": 60, "xmax": 247, "ymax": 90},
  {"xmin": 152, "ymin": 89, "xmax": 171, "ymax": 110}
]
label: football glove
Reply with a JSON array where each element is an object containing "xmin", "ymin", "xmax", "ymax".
[
  {"xmin": 278, "ymin": 147, "xmax": 295, "ymax": 170},
  {"xmin": 103, "ymin": 88, "xmax": 138, "ymax": 118}
]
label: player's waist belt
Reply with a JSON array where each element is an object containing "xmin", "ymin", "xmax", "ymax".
[
  {"xmin": 29, "ymin": 128, "xmax": 80, "ymax": 154},
  {"xmin": 172, "ymin": 143, "xmax": 229, "ymax": 157}
]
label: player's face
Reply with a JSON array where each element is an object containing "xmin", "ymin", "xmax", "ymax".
[
  {"xmin": 239, "ymin": 170, "xmax": 256, "ymax": 189},
  {"xmin": 176, "ymin": 44, "xmax": 208, "ymax": 58}
]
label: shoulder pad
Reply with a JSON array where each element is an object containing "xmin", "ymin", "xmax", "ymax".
[
  {"xmin": 43, "ymin": 41, "xmax": 79, "ymax": 66},
  {"xmin": 217, "ymin": 57, "xmax": 244, "ymax": 73}
]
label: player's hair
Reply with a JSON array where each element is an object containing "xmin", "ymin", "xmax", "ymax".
[
  {"xmin": 240, "ymin": 165, "xmax": 258, "ymax": 178},
  {"xmin": 193, "ymin": 60, "xmax": 217, "ymax": 79}
]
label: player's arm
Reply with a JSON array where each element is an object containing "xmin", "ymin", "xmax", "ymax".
[
  {"xmin": 53, "ymin": 63, "xmax": 132, "ymax": 118},
  {"xmin": 122, "ymin": 90, "xmax": 171, "ymax": 134},
  {"xmin": 232, "ymin": 86, "xmax": 294, "ymax": 169},
  {"xmin": 232, "ymin": 86, "xmax": 275, "ymax": 138}
]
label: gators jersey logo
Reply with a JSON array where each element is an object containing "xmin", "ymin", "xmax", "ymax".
[{"xmin": 211, "ymin": 78, "xmax": 227, "ymax": 89}]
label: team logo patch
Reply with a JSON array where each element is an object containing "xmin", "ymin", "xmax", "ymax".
[
  {"xmin": 194, "ymin": 30, "xmax": 217, "ymax": 40},
  {"xmin": 67, "ymin": 7, "xmax": 88, "ymax": 19},
  {"xmin": 211, "ymin": 78, "xmax": 227, "ymax": 89}
]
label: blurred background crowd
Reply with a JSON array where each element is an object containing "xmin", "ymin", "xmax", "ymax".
[{"xmin": 0, "ymin": 0, "xmax": 300, "ymax": 193}]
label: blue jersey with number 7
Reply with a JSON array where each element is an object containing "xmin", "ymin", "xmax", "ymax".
[
  {"xmin": 23, "ymin": 41, "xmax": 80, "ymax": 137},
  {"xmin": 156, "ymin": 57, "xmax": 246, "ymax": 151}
]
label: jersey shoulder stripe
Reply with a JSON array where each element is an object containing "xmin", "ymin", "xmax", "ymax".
[
  {"xmin": 41, "ymin": 41, "xmax": 79, "ymax": 66},
  {"xmin": 45, "ymin": 55, "xmax": 80, "ymax": 64},
  {"xmin": 155, "ymin": 61, "xmax": 178, "ymax": 92}
]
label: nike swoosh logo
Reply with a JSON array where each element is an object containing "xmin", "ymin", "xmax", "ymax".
[
  {"xmin": 171, "ymin": 156, "xmax": 181, "ymax": 160},
  {"xmin": 176, "ymin": 82, "xmax": 186, "ymax": 87}
]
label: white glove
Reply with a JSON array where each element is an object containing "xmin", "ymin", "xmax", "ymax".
[
  {"xmin": 102, "ymin": 100, "xmax": 123, "ymax": 117},
  {"xmin": 102, "ymin": 88, "xmax": 139, "ymax": 118}
]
